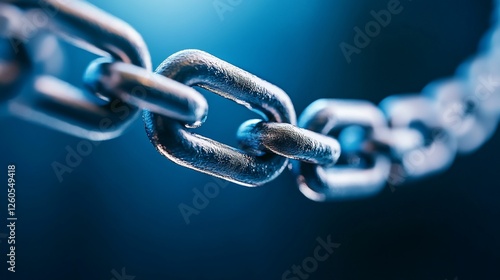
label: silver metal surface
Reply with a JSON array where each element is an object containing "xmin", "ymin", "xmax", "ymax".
[
  {"xmin": 144, "ymin": 50, "xmax": 296, "ymax": 187},
  {"xmin": 462, "ymin": 54, "xmax": 500, "ymax": 117},
  {"xmin": 236, "ymin": 119, "xmax": 341, "ymax": 165},
  {"xmin": 83, "ymin": 58, "xmax": 208, "ymax": 127},
  {"xmin": 424, "ymin": 78, "xmax": 498, "ymax": 153},
  {"xmin": 379, "ymin": 95, "xmax": 457, "ymax": 181},
  {"xmin": 2, "ymin": 0, "xmax": 499, "ymax": 200},
  {"xmin": 294, "ymin": 99, "xmax": 391, "ymax": 201},
  {"xmin": 3, "ymin": 0, "xmax": 151, "ymax": 140}
]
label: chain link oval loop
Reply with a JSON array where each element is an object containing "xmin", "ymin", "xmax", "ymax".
[
  {"xmin": 379, "ymin": 95, "xmax": 457, "ymax": 183},
  {"xmin": 3, "ymin": 0, "xmax": 151, "ymax": 140},
  {"xmin": 293, "ymin": 99, "xmax": 391, "ymax": 201},
  {"xmin": 143, "ymin": 49, "xmax": 296, "ymax": 186},
  {"xmin": 423, "ymin": 78, "xmax": 498, "ymax": 153}
]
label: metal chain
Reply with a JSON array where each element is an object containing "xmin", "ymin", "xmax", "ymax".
[{"xmin": 1, "ymin": 0, "xmax": 499, "ymax": 201}]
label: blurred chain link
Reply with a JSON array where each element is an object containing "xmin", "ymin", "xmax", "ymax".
[{"xmin": 1, "ymin": 0, "xmax": 499, "ymax": 200}]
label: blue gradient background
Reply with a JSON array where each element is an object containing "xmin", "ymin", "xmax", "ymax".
[{"xmin": 1, "ymin": 0, "xmax": 499, "ymax": 279}]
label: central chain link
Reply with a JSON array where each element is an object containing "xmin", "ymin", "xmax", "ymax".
[{"xmin": 1, "ymin": 0, "xmax": 499, "ymax": 201}]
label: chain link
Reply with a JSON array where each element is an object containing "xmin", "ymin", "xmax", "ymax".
[
  {"xmin": 1, "ymin": 0, "xmax": 499, "ymax": 200},
  {"xmin": 294, "ymin": 99, "xmax": 392, "ymax": 201},
  {"xmin": 1, "ymin": 0, "xmax": 152, "ymax": 140},
  {"xmin": 144, "ymin": 49, "xmax": 297, "ymax": 186}
]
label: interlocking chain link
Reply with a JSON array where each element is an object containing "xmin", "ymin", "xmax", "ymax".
[
  {"xmin": 143, "ymin": 50, "xmax": 298, "ymax": 186},
  {"xmin": 1, "ymin": 0, "xmax": 499, "ymax": 201},
  {"xmin": 294, "ymin": 100, "xmax": 392, "ymax": 201}
]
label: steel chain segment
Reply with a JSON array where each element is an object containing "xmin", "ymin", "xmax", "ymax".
[
  {"xmin": 0, "ymin": 0, "xmax": 151, "ymax": 140},
  {"xmin": 423, "ymin": 79, "xmax": 498, "ymax": 154},
  {"xmin": 379, "ymin": 95, "xmax": 457, "ymax": 181},
  {"xmin": 83, "ymin": 58, "xmax": 209, "ymax": 128},
  {"xmin": 236, "ymin": 120, "xmax": 341, "ymax": 166},
  {"xmin": 143, "ymin": 49, "xmax": 297, "ymax": 187},
  {"xmin": 293, "ymin": 99, "xmax": 392, "ymax": 201},
  {"xmin": 1, "ymin": 0, "xmax": 499, "ymax": 200}
]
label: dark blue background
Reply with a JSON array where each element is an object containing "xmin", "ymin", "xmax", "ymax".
[{"xmin": 1, "ymin": 0, "xmax": 499, "ymax": 279}]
